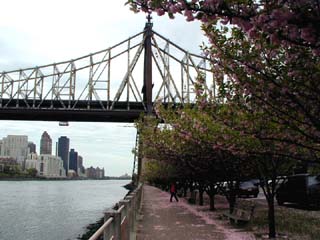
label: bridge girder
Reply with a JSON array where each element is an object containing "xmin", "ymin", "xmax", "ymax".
[{"xmin": 0, "ymin": 24, "xmax": 214, "ymax": 122}]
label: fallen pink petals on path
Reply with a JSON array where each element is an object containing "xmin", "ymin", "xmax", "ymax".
[{"xmin": 136, "ymin": 185, "xmax": 255, "ymax": 240}]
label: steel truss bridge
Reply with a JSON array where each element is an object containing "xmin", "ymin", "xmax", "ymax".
[{"xmin": 0, "ymin": 21, "xmax": 214, "ymax": 122}]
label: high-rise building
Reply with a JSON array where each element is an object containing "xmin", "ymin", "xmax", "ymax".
[
  {"xmin": 28, "ymin": 142, "xmax": 36, "ymax": 154},
  {"xmin": 58, "ymin": 136, "xmax": 70, "ymax": 175},
  {"xmin": 0, "ymin": 135, "xmax": 28, "ymax": 169},
  {"xmin": 85, "ymin": 166, "xmax": 105, "ymax": 179},
  {"xmin": 69, "ymin": 149, "xmax": 78, "ymax": 174},
  {"xmin": 78, "ymin": 155, "xmax": 85, "ymax": 175},
  {"xmin": 0, "ymin": 140, "xmax": 3, "ymax": 156},
  {"xmin": 40, "ymin": 131, "xmax": 52, "ymax": 155},
  {"xmin": 25, "ymin": 153, "xmax": 66, "ymax": 178}
]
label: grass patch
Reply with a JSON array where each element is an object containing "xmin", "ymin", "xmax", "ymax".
[{"xmin": 248, "ymin": 206, "xmax": 320, "ymax": 239}]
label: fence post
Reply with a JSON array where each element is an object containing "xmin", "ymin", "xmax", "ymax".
[
  {"xmin": 119, "ymin": 199, "xmax": 130, "ymax": 240},
  {"xmin": 125, "ymin": 195, "xmax": 135, "ymax": 235},
  {"xmin": 131, "ymin": 194, "xmax": 137, "ymax": 233},
  {"xmin": 104, "ymin": 211, "xmax": 113, "ymax": 240},
  {"xmin": 104, "ymin": 210, "xmax": 121, "ymax": 240},
  {"xmin": 136, "ymin": 185, "xmax": 143, "ymax": 214}
]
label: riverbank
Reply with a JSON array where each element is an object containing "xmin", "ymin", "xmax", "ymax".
[
  {"xmin": 77, "ymin": 183, "xmax": 135, "ymax": 240},
  {"xmin": 0, "ymin": 172, "xmax": 38, "ymax": 180},
  {"xmin": 78, "ymin": 217, "xmax": 104, "ymax": 240},
  {"xmin": 0, "ymin": 176, "xmax": 65, "ymax": 180}
]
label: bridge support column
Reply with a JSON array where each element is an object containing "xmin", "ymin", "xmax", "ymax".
[{"xmin": 143, "ymin": 16, "xmax": 153, "ymax": 114}]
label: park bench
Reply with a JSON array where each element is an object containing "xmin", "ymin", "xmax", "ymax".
[{"xmin": 223, "ymin": 200, "xmax": 255, "ymax": 225}]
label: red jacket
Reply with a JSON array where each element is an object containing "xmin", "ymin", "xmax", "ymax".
[{"xmin": 170, "ymin": 184, "xmax": 176, "ymax": 193}]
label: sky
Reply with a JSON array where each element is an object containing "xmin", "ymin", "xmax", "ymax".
[{"xmin": 0, "ymin": 0, "xmax": 207, "ymax": 176}]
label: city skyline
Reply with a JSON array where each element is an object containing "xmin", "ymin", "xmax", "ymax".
[
  {"xmin": 0, "ymin": 0, "xmax": 207, "ymax": 176},
  {"xmin": 0, "ymin": 123, "xmax": 135, "ymax": 176},
  {"xmin": 0, "ymin": 131, "xmax": 110, "ymax": 178}
]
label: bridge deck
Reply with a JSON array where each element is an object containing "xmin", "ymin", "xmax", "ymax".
[{"xmin": 0, "ymin": 99, "xmax": 146, "ymax": 122}]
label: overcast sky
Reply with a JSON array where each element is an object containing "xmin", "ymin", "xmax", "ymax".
[{"xmin": 0, "ymin": 0, "xmax": 207, "ymax": 176}]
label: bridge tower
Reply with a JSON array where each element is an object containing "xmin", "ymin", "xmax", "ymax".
[
  {"xmin": 143, "ymin": 15, "xmax": 153, "ymax": 114},
  {"xmin": 135, "ymin": 15, "xmax": 155, "ymax": 184}
]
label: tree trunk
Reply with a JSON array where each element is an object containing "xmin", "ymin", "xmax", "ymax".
[
  {"xmin": 189, "ymin": 183, "xmax": 194, "ymax": 194},
  {"xmin": 229, "ymin": 191, "xmax": 236, "ymax": 213},
  {"xmin": 209, "ymin": 193, "xmax": 215, "ymax": 211},
  {"xmin": 183, "ymin": 186, "xmax": 188, "ymax": 197},
  {"xmin": 267, "ymin": 197, "xmax": 276, "ymax": 238},
  {"xmin": 263, "ymin": 177, "xmax": 277, "ymax": 239},
  {"xmin": 226, "ymin": 181, "xmax": 239, "ymax": 213},
  {"xmin": 199, "ymin": 189, "xmax": 204, "ymax": 206}
]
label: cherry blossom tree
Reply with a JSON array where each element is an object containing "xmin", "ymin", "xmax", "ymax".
[
  {"xmin": 129, "ymin": 1, "xmax": 320, "ymax": 238},
  {"xmin": 127, "ymin": 0, "xmax": 319, "ymax": 53},
  {"xmin": 127, "ymin": 0, "xmax": 320, "ymax": 156}
]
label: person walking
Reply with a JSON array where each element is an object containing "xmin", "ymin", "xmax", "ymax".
[{"xmin": 170, "ymin": 182, "xmax": 179, "ymax": 202}]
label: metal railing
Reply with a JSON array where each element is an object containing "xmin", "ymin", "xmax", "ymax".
[{"xmin": 89, "ymin": 183, "xmax": 143, "ymax": 240}]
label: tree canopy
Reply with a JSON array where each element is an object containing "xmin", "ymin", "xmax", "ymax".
[{"xmin": 130, "ymin": 1, "xmax": 320, "ymax": 238}]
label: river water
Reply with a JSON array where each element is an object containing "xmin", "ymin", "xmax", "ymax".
[{"xmin": 0, "ymin": 180, "xmax": 130, "ymax": 240}]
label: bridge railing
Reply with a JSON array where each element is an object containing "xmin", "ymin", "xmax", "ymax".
[{"xmin": 89, "ymin": 183, "xmax": 143, "ymax": 240}]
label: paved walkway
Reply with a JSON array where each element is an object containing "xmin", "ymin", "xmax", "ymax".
[{"xmin": 136, "ymin": 185, "xmax": 255, "ymax": 240}]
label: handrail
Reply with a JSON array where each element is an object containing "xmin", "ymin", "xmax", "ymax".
[
  {"xmin": 2, "ymin": 31, "xmax": 145, "ymax": 74},
  {"xmin": 117, "ymin": 204, "xmax": 125, "ymax": 213},
  {"xmin": 1, "ymin": 29, "xmax": 208, "ymax": 75},
  {"xmin": 88, "ymin": 183, "xmax": 143, "ymax": 240},
  {"xmin": 88, "ymin": 217, "xmax": 114, "ymax": 240}
]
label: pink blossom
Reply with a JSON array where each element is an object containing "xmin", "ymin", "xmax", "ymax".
[
  {"xmin": 248, "ymin": 28, "xmax": 257, "ymax": 39},
  {"xmin": 201, "ymin": 15, "xmax": 209, "ymax": 23},
  {"xmin": 281, "ymin": 87, "xmax": 289, "ymax": 94},
  {"xmin": 288, "ymin": 26, "xmax": 299, "ymax": 40},
  {"xmin": 184, "ymin": 10, "xmax": 194, "ymax": 22},
  {"xmin": 270, "ymin": 34, "xmax": 280, "ymax": 45},
  {"xmin": 301, "ymin": 27, "xmax": 316, "ymax": 44},
  {"xmin": 312, "ymin": 48, "xmax": 320, "ymax": 56},
  {"xmin": 269, "ymin": 20, "xmax": 280, "ymax": 29},
  {"xmin": 169, "ymin": 5, "xmax": 180, "ymax": 14},
  {"xmin": 257, "ymin": 14, "xmax": 268, "ymax": 24},
  {"xmin": 287, "ymin": 71, "xmax": 296, "ymax": 77},
  {"xmin": 220, "ymin": 17, "xmax": 229, "ymax": 25},
  {"xmin": 239, "ymin": 20, "xmax": 253, "ymax": 32},
  {"xmin": 156, "ymin": 8, "xmax": 165, "ymax": 16}
]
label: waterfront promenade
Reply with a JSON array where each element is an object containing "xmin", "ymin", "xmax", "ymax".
[{"xmin": 136, "ymin": 185, "xmax": 255, "ymax": 240}]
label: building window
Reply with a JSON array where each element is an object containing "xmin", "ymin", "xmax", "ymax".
[{"xmin": 40, "ymin": 162, "xmax": 44, "ymax": 172}]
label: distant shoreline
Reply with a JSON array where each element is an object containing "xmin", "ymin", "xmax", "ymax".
[{"xmin": 0, "ymin": 176, "xmax": 132, "ymax": 181}]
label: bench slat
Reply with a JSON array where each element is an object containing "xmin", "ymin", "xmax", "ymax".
[{"xmin": 222, "ymin": 201, "xmax": 255, "ymax": 224}]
